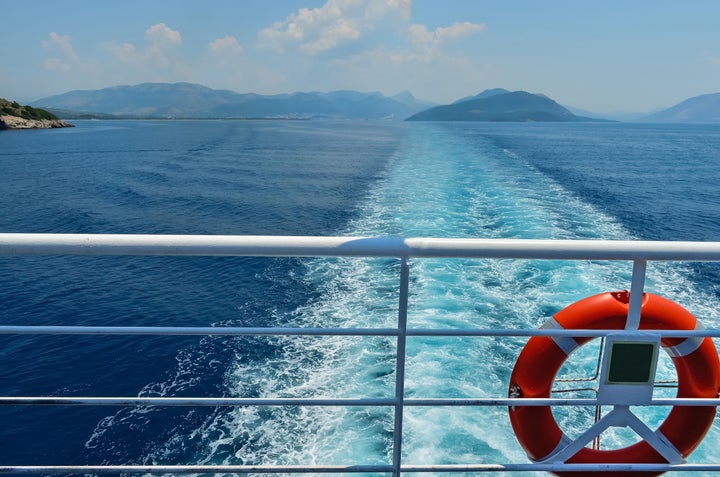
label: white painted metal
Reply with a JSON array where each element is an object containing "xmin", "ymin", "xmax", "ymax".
[
  {"xmin": 2, "ymin": 233, "xmax": 720, "ymax": 260},
  {"xmin": 392, "ymin": 258, "xmax": 410, "ymax": 477},
  {"xmin": 548, "ymin": 406, "xmax": 684, "ymax": 464},
  {"xmin": 2, "ymin": 233, "xmax": 720, "ymax": 475},
  {"xmin": 626, "ymin": 260, "xmax": 648, "ymax": 329},
  {"xmin": 2, "ymin": 325, "xmax": 719, "ymax": 338},
  {"xmin": 3, "ymin": 463, "xmax": 720, "ymax": 474},
  {"xmin": 1, "ymin": 396, "xmax": 719, "ymax": 407}
]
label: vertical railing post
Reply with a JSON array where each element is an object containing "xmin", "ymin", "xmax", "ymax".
[
  {"xmin": 626, "ymin": 260, "xmax": 647, "ymax": 329},
  {"xmin": 392, "ymin": 257, "xmax": 410, "ymax": 477}
]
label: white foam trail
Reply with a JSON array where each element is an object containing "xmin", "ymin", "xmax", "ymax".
[
  {"xmin": 120, "ymin": 123, "xmax": 720, "ymax": 474},
  {"xmin": 271, "ymin": 124, "xmax": 720, "ymax": 470}
]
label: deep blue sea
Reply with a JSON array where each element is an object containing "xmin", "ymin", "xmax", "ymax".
[{"xmin": 1, "ymin": 120, "xmax": 720, "ymax": 475}]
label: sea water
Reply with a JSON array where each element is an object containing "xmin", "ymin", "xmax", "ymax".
[{"xmin": 1, "ymin": 120, "xmax": 720, "ymax": 474}]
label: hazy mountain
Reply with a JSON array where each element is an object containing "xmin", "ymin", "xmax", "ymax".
[
  {"xmin": 391, "ymin": 90, "xmax": 436, "ymax": 109},
  {"xmin": 563, "ymin": 105, "xmax": 611, "ymax": 120},
  {"xmin": 407, "ymin": 91, "xmax": 601, "ymax": 122},
  {"xmin": 453, "ymin": 88, "xmax": 640, "ymax": 120},
  {"xmin": 32, "ymin": 82, "xmax": 433, "ymax": 120},
  {"xmin": 640, "ymin": 93, "xmax": 720, "ymax": 122},
  {"xmin": 562, "ymin": 105, "xmax": 652, "ymax": 122},
  {"xmin": 34, "ymin": 83, "xmax": 237, "ymax": 117},
  {"xmin": 453, "ymin": 88, "xmax": 511, "ymax": 104}
]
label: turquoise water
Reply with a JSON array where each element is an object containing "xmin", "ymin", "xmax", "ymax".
[{"xmin": 1, "ymin": 120, "xmax": 720, "ymax": 474}]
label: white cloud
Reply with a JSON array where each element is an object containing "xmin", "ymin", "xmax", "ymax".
[
  {"xmin": 434, "ymin": 22, "xmax": 485, "ymax": 43},
  {"xmin": 144, "ymin": 23, "xmax": 182, "ymax": 66},
  {"xmin": 386, "ymin": 21, "xmax": 485, "ymax": 68},
  {"xmin": 210, "ymin": 36, "xmax": 244, "ymax": 57},
  {"xmin": 331, "ymin": 46, "xmax": 489, "ymax": 103},
  {"xmin": 145, "ymin": 23, "xmax": 182, "ymax": 49},
  {"xmin": 252, "ymin": 0, "xmax": 486, "ymax": 102},
  {"xmin": 257, "ymin": 0, "xmax": 482, "ymax": 60},
  {"xmin": 42, "ymin": 32, "xmax": 78, "ymax": 72},
  {"xmin": 108, "ymin": 42, "xmax": 137, "ymax": 62},
  {"xmin": 300, "ymin": 19, "xmax": 360, "ymax": 55},
  {"xmin": 408, "ymin": 24, "xmax": 434, "ymax": 45},
  {"xmin": 258, "ymin": 0, "xmax": 410, "ymax": 56},
  {"xmin": 409, "ymin": 21, "xmax": 485, "ymax": 54},
  {"xmin": 43, "ymin": 58, "xmax": 71, "ymax": 72},
  {"xmin": 107, "ymin": 23, "xmax": 182, "ymax": 68},
  {"xmin": 43, "ymin": 32, "xmax": 78, "ymax": 60}
]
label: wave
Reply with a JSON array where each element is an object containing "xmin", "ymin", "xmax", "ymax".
[{"xmin": 85, "ymin": 123, "xmax": 720, "ymax": 474}]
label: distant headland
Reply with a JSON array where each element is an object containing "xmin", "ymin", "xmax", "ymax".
[{"xmin": 0, "ymin": 98, "xmax": 73, "ymax": 130}]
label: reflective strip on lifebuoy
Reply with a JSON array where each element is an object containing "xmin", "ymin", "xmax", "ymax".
[{"xmin": 508, "ymin": 291, "xmax": 720, "ymax": 477}]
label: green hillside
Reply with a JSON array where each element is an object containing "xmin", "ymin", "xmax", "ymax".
[{"xmin": 1, "ymin": 98, "xmax": 60, "ymax": 121}]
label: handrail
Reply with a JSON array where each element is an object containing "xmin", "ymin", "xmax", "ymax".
[
  {"xmin": 4, "ymin": 463, "xmax": 720, "ymax": 474},
  {"xmin": 2, "ymin": 233, "xmax": 720, "ymax": 475},
  {"xmin": 2, "ymin": 325, "xmax": 720, "ymax": 338},
  {"xmin": 3, "ymin": 233, "xmax": 720, "ymax": 260},
  {"xmin": 2, "ymin": 397, "xmax": 720, "ymax": 407}
]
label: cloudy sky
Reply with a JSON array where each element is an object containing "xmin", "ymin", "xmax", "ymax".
[{"xmin": 3, "ymin": 0, "xmax": 719, "ymax": 112}]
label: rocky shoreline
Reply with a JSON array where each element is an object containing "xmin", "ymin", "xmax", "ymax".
[{"xmin": 0, "ymin": 115, "xmax": 74, "ymax": 130}]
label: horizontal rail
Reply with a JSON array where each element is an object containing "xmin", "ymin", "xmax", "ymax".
[
  {"xmin": 4, "ymin": 463, "xmax": 720, "ymax": 474},
  {"xmin": 3, "ymin": 233, "xmax": 720, "ymax": 260},
  {"xmin": 1, "ymin": 397, "xmax": 719, "ymax": 407},
  {"xmin": 2, "ymin": 325, "xmax": 719, "ymax": 338},
  {"xmin": 0, "ymin": 325, "xmax": 399, "ymax": 336},
  {"xmin": 0, "ymin": 397, "xmax": 395, "ymax": 407}
]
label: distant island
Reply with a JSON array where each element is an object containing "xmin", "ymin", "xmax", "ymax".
[
  {"xmin": 640, "ymin": 93, "xmax": 720, "ymax": 122},
  {"xmin": 0, "ymin": 98, "xmax": 73, "ymax": 130},
  {"xmin": 406, "ymin": 90, "xmax": 602, "ymax": 122}
]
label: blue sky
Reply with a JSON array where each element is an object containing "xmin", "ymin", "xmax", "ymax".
[{"xmin": 3, "ymin": 0, "xmax": 719, "ymax": 112}]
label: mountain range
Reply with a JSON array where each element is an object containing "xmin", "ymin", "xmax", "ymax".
[
  {"xmin": 30, "ymin": 83, "xmax": 720, "ymax": 122},
  {"xmin": 32, "ymin": 82, "xmax": 433, "ymax": 120}
]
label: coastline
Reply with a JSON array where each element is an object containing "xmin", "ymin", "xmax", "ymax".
[{"xmin": 0, "ymin": 115, "xmax": 74, "ymax": 130}]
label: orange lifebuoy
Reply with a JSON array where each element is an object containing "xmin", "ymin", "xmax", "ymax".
[{"xmin": 508, "ymin": 291, "xmax": 720, "ymax": 477}]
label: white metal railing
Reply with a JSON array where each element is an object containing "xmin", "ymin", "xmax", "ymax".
[{"xmin": 2, "ymin": 233, "xmax": 720, "ymax": 475}]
